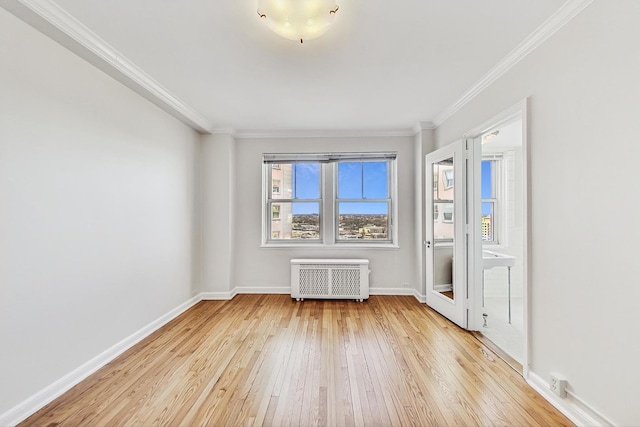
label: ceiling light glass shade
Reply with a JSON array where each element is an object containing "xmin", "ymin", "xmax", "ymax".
[{"xmin": 257, "ymin": 0, "xmax": 339, "ymax": 43}]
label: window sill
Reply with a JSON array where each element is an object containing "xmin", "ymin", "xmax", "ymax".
[{"xmin": 261, "ymin": 243, "xmax": 400, "ymax": 250}]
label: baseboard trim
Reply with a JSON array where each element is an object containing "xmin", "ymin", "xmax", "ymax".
[
  {"xmin": 375, "ymin": 287, "xmax": 426, "ymax": 303},
  {"xmin": 0, "ymin": 295, "xmax": 202, "ymax": 427},
  {"xmin": 433, "ymin": 284, "xmax": 452, "ymax": 292},
  {"xmin": 234, "ymin": 286, "xmax": 290, "ymax": 295},
  {"xmin": 370, "ymin": 287, "xmax": 415, "ymax": 296},
  {"xmin": 200, "ymin": 291, "xmax": 236, "ymax": 300},
  {"xmin": 413, "ymin": 289, "xmax": 427, "ymax": 303},
  {"xmin": 527, "ymin": 372, "xmax": 615, "ymax": 426},
  {"xmin": 223, "ymin": 286, "xmax": 422, "ymax": 298}
]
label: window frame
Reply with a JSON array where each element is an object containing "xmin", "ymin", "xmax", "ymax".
[
  {"xmin": 481, "ymin": 155, "xmax": 503, "ymax": 245},
  {"xmin": 443, "ymin": 169, "xmax": 454, "ymax": 189},
  {"xmin": 262, "ymin": 153, "xmax": 397, "ymax": 247},
  {"xmin": 334, "ymin": 159, "xmax": 393, "ymax": 244},
  {"xmin": 264, "ymin": 162, "xmax": 323, "ymax": 244}
]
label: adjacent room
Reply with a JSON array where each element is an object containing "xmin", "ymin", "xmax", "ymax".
[{"xmin": 1, "ymin": 0, "xmax": 639, "ymax": 426}]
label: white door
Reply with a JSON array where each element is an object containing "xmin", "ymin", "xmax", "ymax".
[{"xmin": 425, "ymin": 141, "xmax": 467, "ymax": 328}]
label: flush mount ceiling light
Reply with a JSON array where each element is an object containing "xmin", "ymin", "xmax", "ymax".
[{"xmin": 257, "ymin": 0, "xmax": 339, "ymax": 44}]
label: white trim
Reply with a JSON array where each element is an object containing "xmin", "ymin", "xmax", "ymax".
[
  {"xmin": 228, "ymin": 286, "xmax": 422, "ymax": 297},
  {"xmin": 231, "ymin": 128, "xmax": 418, "ymax": 139},
  {"xmin": 369, "ymin": 287, "xmax": 415, "ymax": 297},
  {"xmin": 527, "ymin": 372, "xmax": 615, "ymax": 427},
  {"xmin": 433, "ymin": 284, "xmax": 453, "ymax": 292},
  {"xmin": 1, "ymin": 0, "xmax": 212, "ymax": 133},
  {"xmin": 412, "ymin": 121, "xmax": 436, "ymax": 135},
  {"xmin": 463, "ymin": 100, "xmax": 527, "ymax": 139},
  {"xmin": 260, "ymin": 243, "xmax": 400, "ymax": 250},
  {"xmin": 233, "ymin": 286, "xmax": 291, "ymax": 295},
  {"xmin": 413, "ymin": 290, "xmax": 427, "ymax": 303},
  {"xmin": 433, "ymin": 0, "xmax": 595, "ymax": 128},
  {"xmin": 200, "ymin": 291, "xmax": 237, "ymax": 300},
  {"xmin": 0, "ymin": 295, "xmax": 201, "ymax": 427}
]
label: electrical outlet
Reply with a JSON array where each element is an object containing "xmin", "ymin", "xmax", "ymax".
[
  {"xmin": 550, "ymin": 373, "xmax": 567, "ymax": 398},
  {"xmin": 402, "ymin": 282, "xmax": 409, "ymax": 288}
]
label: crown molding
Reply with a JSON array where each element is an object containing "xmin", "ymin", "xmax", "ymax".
[
  {"xmin": 432, "ymin": 0, "xmax": 595, "ymax": 128},
  {"xmin": 227, "ymin": 128, "xmax": 419, "ymax": 139},
  {"xmin": 1, "ymin": 0, "xmax": 213, "ymax": 134},
  {"xmin": 412, "ymin": 121, "xmax": 435, "ymax": 135}
]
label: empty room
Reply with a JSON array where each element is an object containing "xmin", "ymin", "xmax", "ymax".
[{"xmin": 1, "ymin": 0, "xmax": 639, "ymax": 426}]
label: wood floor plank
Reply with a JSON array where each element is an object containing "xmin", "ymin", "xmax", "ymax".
[{"xmin": 20, "ymin": 295, "xmax": 573, "ymax": 427}]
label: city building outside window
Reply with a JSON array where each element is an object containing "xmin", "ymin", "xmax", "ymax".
[{"xmin": 443, "ymin": 169, "xmax": 454, "ymax": 189}]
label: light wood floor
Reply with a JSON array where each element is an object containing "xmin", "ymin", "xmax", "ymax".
[{"xmin": 21, "ymin": 295, "xmax": 573, "ymax": 426}]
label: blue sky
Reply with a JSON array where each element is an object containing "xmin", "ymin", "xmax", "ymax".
[
  {"xmin": 481, "ymin": 160, "xmax": 493, "ymax": 215},
  {"xmin": 291, "ymin": 162, "xmax": 388, "ymax": 215}
]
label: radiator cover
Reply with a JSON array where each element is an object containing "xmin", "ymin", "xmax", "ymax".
[{"xmin": 290, "ymin": 259, "xmax": 370, "ymax": 302}]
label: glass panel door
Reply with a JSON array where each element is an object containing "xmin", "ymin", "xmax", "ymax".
[{"xmin": 425, "ymin": 141, "xmax": 467, "ymax": 328}]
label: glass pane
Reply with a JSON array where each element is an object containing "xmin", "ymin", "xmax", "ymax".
[
  {"xmin": 363, "ymin": 162, "xmax": 388, "ymax": 199},
  {"xmin": 272, "ymin": 163, "xmax": 320, "ymax": 200},
  {"xmin": 481, "ymin": 160, "xmax": 494, "ymax": 199},
  {"xmin": 293, "ymin": 163, "xmax": 320, "ymax": 199},
  {"xmin": 337, "ymin": 202, "xmax": 389, "ymax": 240},
  {"xmin": 337, "ymin": 162, "xmax": 362, "ymax": 199},
  {"xmin": 433, "ymin": 202, "xmax": 454, "ymax": 239},
  {"xmin": 270, "ymin": 202, "xmax": 320, "ymax": 240},
  {"xmin": 272, "ymin": 164, "xmax": 292, "ymax": 200},
  {"xmin": 482, "ymin": 201, "xmax": 494, "ymax": 241},
  {"xmin": 432, "ymin": 157, "xmax": 455, "ymax": 301}
]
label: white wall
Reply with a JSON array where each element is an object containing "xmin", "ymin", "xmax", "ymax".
[
  {"xmin": 201, "ymin": 133, "xmax": 236, "ymax": 294},
  {"xmin": 415, "ymin": 128, "xmax": 435, "ymax": 297},
  {"xmin": 0, "ymin": 8, "xmax": 201, "ymax": 416},
  {"xmin": 434, "ymin": 1, "xmax": 640, "ymax": 424},
  {"xmin": 219, "ymin": 135, "xmax": 420, "ymax": 292}
]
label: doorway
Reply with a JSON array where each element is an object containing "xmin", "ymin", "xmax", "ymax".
[
  {"xmin": 476, "ymin": 119, "xmax": 525, "ymax": 368},
  {"xmin": 425, "ymin": 100, "xmax": 529, "ymax": 374}
]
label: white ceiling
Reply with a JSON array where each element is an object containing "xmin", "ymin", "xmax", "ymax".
[{"xmin": 50, "ymin": 0, "xmax": 566, "ymax": 132}]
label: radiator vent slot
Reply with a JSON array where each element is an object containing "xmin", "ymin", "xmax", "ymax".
[
  {"xmin": 299, "ymin": 268, "xmax": 330, "ymax": 295},
  {"xmin": 291, "ymin": 259, "xmax": 369, "ymax": 302}
]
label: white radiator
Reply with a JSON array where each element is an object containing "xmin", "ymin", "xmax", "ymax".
[{"xmin": 290, "ymin": 259, "xmax": 370, "ymax": 302}]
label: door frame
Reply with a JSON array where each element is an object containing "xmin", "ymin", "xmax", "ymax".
[
  {"xmin": 463, "ymin": 98, "xmax": 530, "ymax": 376},
  {"xmin": 425, "ymin": 141, "xmax": 467, "ymax": 329}
]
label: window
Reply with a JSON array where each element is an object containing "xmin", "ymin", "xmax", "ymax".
[
  {"xmin": 481, "ymin": 157, "xmax": 501, "ymax": 243},
  {"xmin": 263, "ymin": 152, "xmax": 396, "ymax": 245},
  {"xmin": 443, "ymin": 169, "xmax": 454, "ymax": 189},
  {"xmin": 272, "ymin": 179, "xmax": 280, "ymax": 194},
  {"xmin": 337, "ymin": 161, "xmax": 391, "ymax": 241},
  {"xmin": 442, "ymin": 203, "xmax": 454, "ymax": 222},
  {"xmin": 266, "ymin": 162, "xmax": 321, "ymax": 241},
  {"xmin": 433, "ymin": 204, "xmax": 439, "ymax": 220}
]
